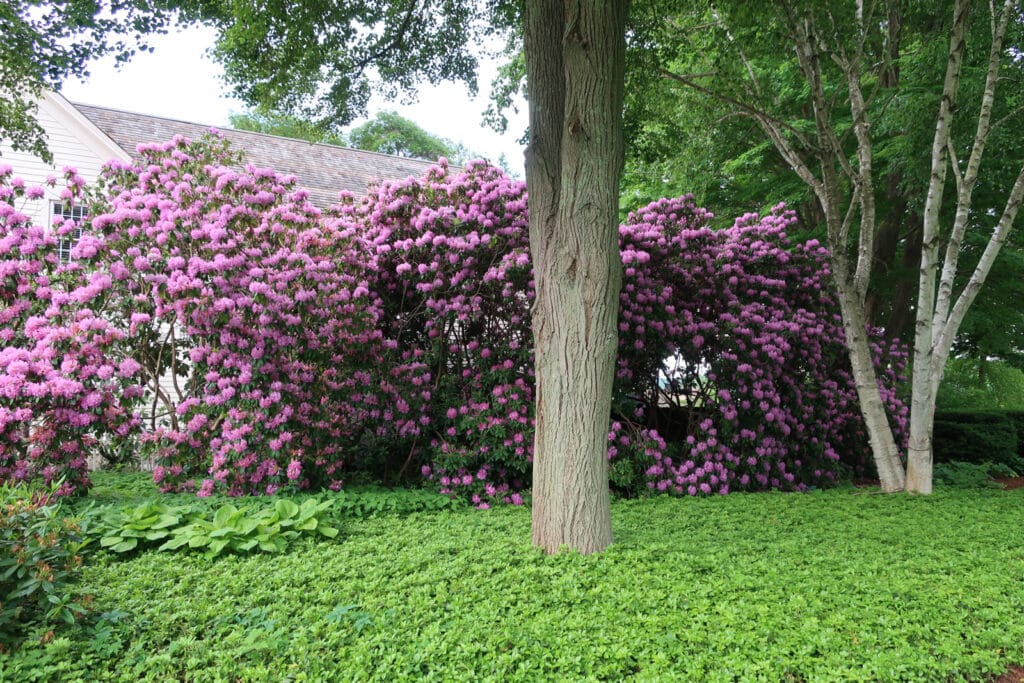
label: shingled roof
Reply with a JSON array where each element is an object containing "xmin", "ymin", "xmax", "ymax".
[{"xmin": 72, "ymin": 102, "xmax": 439, "ymax": 207}]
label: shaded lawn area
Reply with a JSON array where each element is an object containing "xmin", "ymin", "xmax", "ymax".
[{"xmin": 4, "ymin": 480, "xmax": 1024, "ymax": 682}]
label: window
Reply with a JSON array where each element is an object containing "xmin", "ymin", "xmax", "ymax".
[{"xmin": 52, "ymin": 201, "xmax": 87, "ymax": 262}]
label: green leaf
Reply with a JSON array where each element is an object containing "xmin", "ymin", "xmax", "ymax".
[
  {"xmin": 112, "ymin": 538, "xmax": 138, "ymax": 553},
  {"xmin": 208, "ymin": 539, "xmax": 229, "ymax": 556},
  {"xmin": 151, "ymin": 514, "xmax": 180, "ymax": 530},
  {"xmin": 188, "ymin": 535, "xmax": 211, "ymax": 548},
  {"xmin": 236, "ymin": 518, "xmax": 260, "ymax": 535},
  {"xmin": 213, "ymin": 504, "xmax": 238, "ymax": 527},
  {"xmin": 275, "ymin": 499, "xmax": 299, "ymax": 520},
  {"xmin": 158, "ymin": 536, "xmax": 190, "ymax": 551},
  {"xmin": 318, "ymin": 525, "xmax": 339, "ymax": 538}
]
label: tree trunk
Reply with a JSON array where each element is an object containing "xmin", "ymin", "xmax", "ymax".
[
  {"xmin": 884, "ymin": 213, "xmax": 922, "ymax": 345},
  {"xmin": 524, "ymin": 0, "xmax": 629, "ymax": 554},
  {"xmin": 833, "ymin": 258, "xmax": 907, "ymax": 492},
  {"xmin": 905, "ymin": 0, "xmax": 968, "ymax": 494}
]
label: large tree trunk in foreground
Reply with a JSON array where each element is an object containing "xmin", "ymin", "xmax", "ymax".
[{"xmin": 524, "ymin": 0, "xmax": 628, "ymax": 554}]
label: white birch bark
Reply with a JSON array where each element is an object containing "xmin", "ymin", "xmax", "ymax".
[
  {"xmin": 905, "ymin": 0, "xmax": 1017, "ymax": 493},
  {"xmin": 789, "ymin": 13, "xmax": 907, "ymax": 491}
]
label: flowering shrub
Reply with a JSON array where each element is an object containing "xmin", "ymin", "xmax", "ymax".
[
  {"xmin": 0, "ymin": 167, "xmax": 142, "ymax": 495},
  {"xmin": 2, "ymin": 140, "xmax": 908, "ymax": 503},
  {"xmin": 613, "ymin": 198, "xmax": 908, "ymax": 494},
  {"xmin": 84, "ymin": 135, "xmax": 392, "ymax": 496},
  {"xmin": 341, "ymin": 168, "xmax": 907, "ymax": 501},
  {"xmin": 334, "ymin": 161, "xmax": 533, "ymax": 507}
]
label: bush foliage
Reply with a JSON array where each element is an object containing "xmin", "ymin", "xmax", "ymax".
[
  {"xmin": 1, "ymin": 137, "xmax": 909, "ymax": 500},
  {"xmin": 932, "ymin": 410, "xmax": 1024, "ymax": 472},
  {"xmin": 0, "ymin": 166, "xmax": 143, "ymax": 495},
  {"xmin": 0, "ymin": 483, "xmax": 89, "ymax": 647}
]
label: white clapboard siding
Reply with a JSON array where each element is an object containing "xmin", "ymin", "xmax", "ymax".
[{"xmin": 0, "ymin": 92, "xmax": 129, "ymax": 228}]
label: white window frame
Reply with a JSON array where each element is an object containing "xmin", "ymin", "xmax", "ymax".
[{"xmin": 51, "ymin": 200, "xmax": 87, "ymax": 262}]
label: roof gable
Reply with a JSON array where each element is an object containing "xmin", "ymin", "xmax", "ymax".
[{"xmin": 71, "ymin": 102, "xmax": 440, "ymax": 207}]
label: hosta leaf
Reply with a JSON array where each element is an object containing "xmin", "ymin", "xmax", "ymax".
[
  {"xmin": 158, "ymin": 536, "xmax": 190, "ymax": 551},
  {"xmin": 188, "ymin": 535, "xmax": 211, "ymax": 548},
  {"xmin": 275, "ymin": 500, "xmax": 299, "ymax": 520},
  {"xmin": 213, "ymin": 504, "xmax": 238, "ymax": 527},
  {"xmin": 208, "ymin": 539, "xmax": 229, "ymax": 556},
  {"xmin": 151, "ymin": 514, "xmax": 180, "ymax": 529},
  {"xmin": 112, "ymin": 538, "xmax": 138, "ymax": 553}
]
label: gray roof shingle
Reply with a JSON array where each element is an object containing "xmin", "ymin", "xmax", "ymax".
[{"xmin": 72, "ymin": 102, "xmax": 440, "ymax": 207}]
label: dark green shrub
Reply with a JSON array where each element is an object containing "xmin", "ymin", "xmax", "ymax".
[
  {"xmin": 1006, "ymin": 411, "xmax": 1024, "ymax": 459},
  {"xmin": 0, "ymin": 484, "xmax": 89, "ymax": 646},
  {"xmin": 932, "ymin": 411, "xmax": 1022, "ymax": 471},
  {"xmin": 933, "ymin": 461, "xmax": 1002, "ymax": 489}
]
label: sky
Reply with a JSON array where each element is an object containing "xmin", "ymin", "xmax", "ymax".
[{"xmin": 60, "ymin": 24, "xmax": 528, "ymax": 175}]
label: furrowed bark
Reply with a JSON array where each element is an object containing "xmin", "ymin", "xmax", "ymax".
[{"xmin": 525, "ymin": 0, "xmax": 628, "ymax": 554}]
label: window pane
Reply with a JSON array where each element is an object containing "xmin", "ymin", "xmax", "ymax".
[{"xmin": 52, "ymin": 201, "xmax": 87, "ymax": 262}]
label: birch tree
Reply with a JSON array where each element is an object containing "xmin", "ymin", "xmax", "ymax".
[
  {"xmin": 659, "ymin": 0, "xmax": 1024, "ymax": 492},
  {"xmin": 906, "ymin": 0, "xmax": 1024, "ymax": 492}
]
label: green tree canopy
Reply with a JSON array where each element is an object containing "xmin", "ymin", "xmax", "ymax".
[
  {"xmin": 617, "ymin": 0, "xmax": 1024, "ymax": 365},
  {"xmin": 229, "ymin": 109, "xmax": 476, "ymax": 165},
  {"xmin": 347, "ymin": 111, "xmax": 471, "ymax": 163},
  {"xmin": 174, "ymin": 0, "xmax": 506, "ymax": 129},
  {"xmin": 0, "ymin": 1, "xmax": 171, "ymax": 162}
]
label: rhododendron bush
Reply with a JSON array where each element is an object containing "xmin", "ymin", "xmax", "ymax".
[
  {"xmin": 0, "ymin": 136, "xmax": 908, "ymax": 501},
  {"xmin": 612, "ymin": 198, "xmax": 908, "ymax": 494},
  {"xmin": 0, "ymin": 167, "xmax": 142, "ymax": 495},
  {"xmin": 85, "ymin": 136, "xmax": 394, "ymax": 495},
  {"xmin": 333, "ymin": 161, "xmax": 534, "ymax": 507},
  {"xmin": 338, "ymin": 163, "xmax": 907, "ymax": 503}
]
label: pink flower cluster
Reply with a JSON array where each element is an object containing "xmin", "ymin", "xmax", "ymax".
[
  {"xmin": 1, "ymin": 137, "xmax": 909, "ymax": 503},
  {"xmin": 335, "ymin": 161, "xmax": 534, "ymax": 507},
  {"xmin": 87, "ymin": 136, "xmax": 400, "ymax": 495},
  {"xmin": 611, "ymin": 198, "xmax": 908, "ymax": 494},
  {"xmin": 0, "ymin": 166, "xmax": 143, "ymax": 495}
]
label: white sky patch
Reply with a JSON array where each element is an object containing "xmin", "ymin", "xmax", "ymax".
[{"xmin": 60, "ymin": 24, "xmax": 528, "ymax": 175}]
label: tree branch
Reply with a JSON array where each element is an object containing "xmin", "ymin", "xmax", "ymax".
[
  {"xmin": 935, "ymin": 163, "xmax": 1024, "ymax": 387},
  {"xmin": 658, "ymin": 69, "xmax": 817, "ymax": 152},
  {"xmin": 932, "ymin": 0, "xmax": 1016, "ymax": 330}
]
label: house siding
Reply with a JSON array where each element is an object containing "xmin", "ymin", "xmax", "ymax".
[{"xmin": 0, "ymin": 92, "xmax": 128, "ymax": 226}]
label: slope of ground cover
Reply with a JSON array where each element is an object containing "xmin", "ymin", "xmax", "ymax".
[{"xmin": 4, "ymin": 480, "xmax": 1023, "ymax": 682}]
